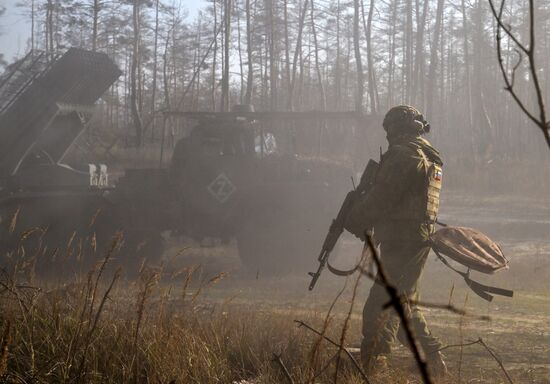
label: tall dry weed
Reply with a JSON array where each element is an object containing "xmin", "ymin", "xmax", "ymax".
[{"xmin": 0, "ymin": 320, "xmax": 10, "ymax": 377}]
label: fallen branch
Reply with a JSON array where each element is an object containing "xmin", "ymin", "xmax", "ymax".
[
  {"xmin": 437, "ymin": 337, "xmax": 513, "ymax": 384},
  {"xmin": 478, "ymin": 338, "xmax": 514, "ymax": 384}
]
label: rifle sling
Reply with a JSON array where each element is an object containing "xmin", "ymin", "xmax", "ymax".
[
  {"xmin": 326, "ymin": 259, "xmax": 359, "ymax": 276},
  {"xmin": 321, "ymin": 243, "xmax": 513, "ymax": 302},
  {"xmin": 432, "ymin": 248, "xmax": 514, "ymax": 302}
]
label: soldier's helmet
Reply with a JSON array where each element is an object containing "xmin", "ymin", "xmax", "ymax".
[{"xmin": 382, "ymin": 105, "xmax": 430, "ymax": 134}]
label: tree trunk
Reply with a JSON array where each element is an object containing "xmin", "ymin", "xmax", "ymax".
[
  {"xmin": 150, "ymin": 0, "xmax": 160, "ymax": 140},
  {"xmin": 163, "ymin": 35, "xmax": 172, "ymax": 110},
  {"xmin": 46, "ymin": 0, "xmax": 54, "ymax": 60},
  {"xmin": 194, "ymin": 17, "xmax": 203, "ymax": 110},
  {"xmin": 266, "ymin": 0, "xmax": 277, "ymax": 110},
  {"xmin": 362, "ymin": 0, "xmax": 377, "ymax": 113},
  {"xmin": 353, "ymin": 0, "xmax": 364, "ymax": 112},
  {"xmin": 211, "ymin": 0, "xmax": 218, "ymax": 111},
  {"xmin": 461, "ymin": 0, "xmax": 473, "ymax": 133},
  {"xmin": 288, "ymin": 0, "xmax": 309, "ymax": 111},
  {"xmin": 310, "ymin": 0, "xmax": 326, "ymax": 110},
  {"xmin": 426, "ymin": 0, "xmax": 444, "ymax": 120},
  {"xmin": 387, "ymin": 0, "xmax": 399, "ymax": 107},
  {"xmin": 412, "ymin": 0, "xmax": 428, "ymax": 105},
  {"xmin": 284, "ymin": 0, "xmax": 291, "ymax": 110},
  {"xmin": 404, "ymin": 0, "xmax": 413, "ymax": 102},
  {"xmin": 472, "ymin": 0, "xmax": 493, "ymax": 158},
  {"xmin": 334, "ymin": 0, "xmax": 341, "ymax": 109},
  {"xmin": 221, "ymin": 0, "xmax": 231, "ymax": 111},
  {"xmin": 92, "ymin": 0, "xmax": 100, "ymax": 51},
  {"xmin": 130, "ymin": 0, "xmax": 144, "ymax": 147},
  {"xmin": 31, "ymin": 0, "xmax": 35, "ymax": 54},
  {"xmin": 237, "ymin": 0, "xmax": 244, "ymax": 104},
  {"xmin": 244, "ymin": 0, "xmax": 254, "ymax": 104}
]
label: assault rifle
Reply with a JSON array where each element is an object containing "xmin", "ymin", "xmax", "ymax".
[{"xmin": 308, "ymin": 159, "xmax": 379, "ymax": 290}]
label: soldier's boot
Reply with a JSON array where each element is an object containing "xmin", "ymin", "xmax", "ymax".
[
  {"xmin": 367, "ymin": 355, "xmax": 389, "ymax": 376},
  {"xmin": 426, "ymin": 351, "xmax": 448, "ymax": 379},
  {"xmin": 360, "ymin": 347, "xmax": 389, "ymax": 376}
]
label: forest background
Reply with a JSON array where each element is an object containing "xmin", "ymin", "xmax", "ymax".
[
  {"xmin": 1, "ymin": 0, "xmax": 550, "ymax": 192},
  {"xmin": 1, "ymin": 2, "xmax": 550, "ymax": 383}
]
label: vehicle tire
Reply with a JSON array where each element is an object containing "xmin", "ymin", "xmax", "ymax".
[{"xmin": 236, "ymin": 210, "xmax": 327, "ymax": 276}]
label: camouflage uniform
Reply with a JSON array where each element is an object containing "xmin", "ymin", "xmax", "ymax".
[{"xmin": 345, "ymin": 106, "xmax": 444, "ymax": 366}]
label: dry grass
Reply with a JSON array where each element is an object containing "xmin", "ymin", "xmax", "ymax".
[
  {"xmin": 0, "ymin": 280, "xmax": 371, "ymax": 383},
  {"xmin": 0, "ymin": 237, "xmax": 373, "ymax": 384},
  {"xmin": 1, "ymin": 229, "xmax": 549, "ymax": 384}
]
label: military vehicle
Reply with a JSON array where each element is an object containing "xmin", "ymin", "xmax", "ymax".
[
  {"xmin": 0, "ymin": 49, "xmax": 121, "ymax": 271},
  {"xmin": 0, "ymin": 48, "xmax": 372, "ymax": 275},
  {"xmin": 116, "ymin": 107, "xmax": 371, "ymax": 273}
]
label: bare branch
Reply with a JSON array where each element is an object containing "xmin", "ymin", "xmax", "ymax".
[
  {"xmin": 477, "ymin": 337, "xmax": 514, "ymax": 384},
  {"xmin": 487, "ymin": 0, "xmax": 528, "ymax": 54},
  {"xmin": 438, "ymin": 337, "xmax": 514, "ymax": 383},
  {"xmin": 488, "ymin": 0, "xmax": 550, "ymax": 148}
]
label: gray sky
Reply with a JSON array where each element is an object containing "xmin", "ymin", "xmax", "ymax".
[
  {"xmin": 0, "ymin": 0, "xmax": 206, "ymax": 63},
  {"xmin": 0, "ymin": 0, "xmax": 31, "ymax": 61}
]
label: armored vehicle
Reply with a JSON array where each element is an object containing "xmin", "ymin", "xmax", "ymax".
[
  {"xmin": 117, "ymin": 107, "xmax": 370, "ymax": 273},
  {"xmin": 0, "ymin": 49, "xmax": 121, "ymax": 270},
  {"xmin": 0, "ymin": 48, "xmax": 371, "ymax": 275}
]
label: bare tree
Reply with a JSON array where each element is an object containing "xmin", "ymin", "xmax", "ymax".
[
  {"xmin": 244, "ymin": 0, "xmax": 254, "ymax": 104},
  {"xmin": 91, "ymin": 0, "xmax": 100, "ymax": 51},
  {"xmin": 288, "ymin": 0, "xmax": 309, "ymax": 111},
  {"xmin": 488, "ymin": 0, "xmax": 549, "ymax": 148},
  {"xmin": 353, "ymin": 0, "xmax": 364, "ymax": 111},
  {"xmin": 412, "ymin": 0, "xmax": 428, "ymax": 105},
  {"xmin": 426, "ymin": 0, "xmax": 444, "ymax": 119},
  {"xmin": 460, "ymin": 0, "xmax": 473, "ymax": 133},
  {"xmin": 361, "ymin": 0, "xmax": 377, "ymax": 113},
  {"xmin": 266, "ymin": 0, "xmax": 277, "ymax": 110},
  {"xmin": 211, "ymin": 0, "xmax": 219, "ymax": 111},
  {"xmin": 310, "ymin": 0, "xmax": 326, "ymax": 110},
  {"xmin": 221, "ymin": 0, "xmax": 231, "ymax": 111},
  {"xmin": 149, "ymin": 0, "xmax": 160, "ymax": 140},
  {"xmin": 130, "ymin": 0, "xmax": 144, "ymax": 146}
]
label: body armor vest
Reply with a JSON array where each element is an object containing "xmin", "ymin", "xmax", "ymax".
[
  {"xmin": 426, "ymin": 162, "xmax": 442, "ymax": 222},
  {"xmin": 412, "ymin": 144, "xmax": 442, "ymax": 223},
  {"xmin": 383, "ymin": 142, "xmax": 442, "ymax": 223}
]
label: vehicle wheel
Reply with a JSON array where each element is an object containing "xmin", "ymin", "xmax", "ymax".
[{"xmin": 236, "ymin": 211, "xmax": 327, "ymax": 276}]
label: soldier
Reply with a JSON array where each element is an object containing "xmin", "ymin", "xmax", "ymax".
[{"xmin": 344, "ymin": 105, "xmax": 447, "ymax": 377}]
